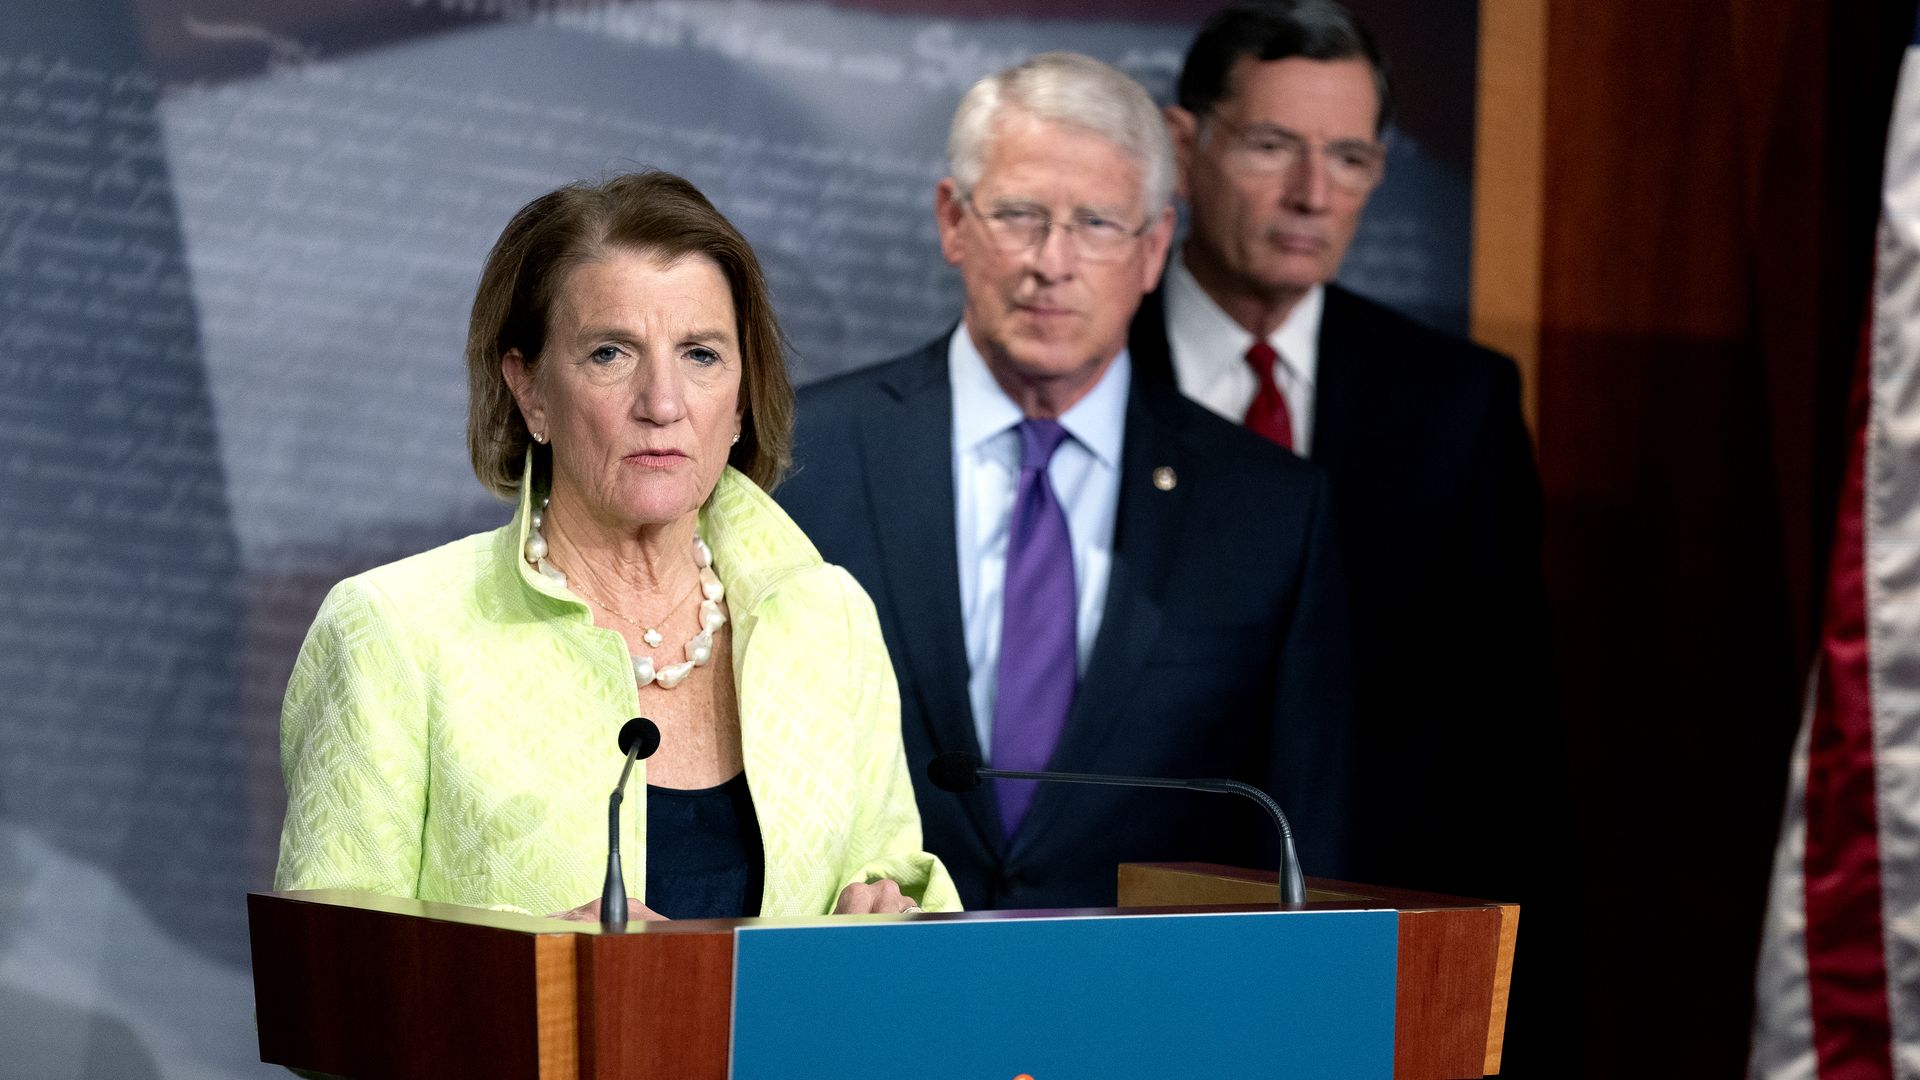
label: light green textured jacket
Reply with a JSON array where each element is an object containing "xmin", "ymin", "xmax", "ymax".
[{"xmin": 274, "ymin": 466, "xmax": 960, "ymax": 916}]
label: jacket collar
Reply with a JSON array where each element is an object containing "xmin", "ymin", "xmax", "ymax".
[
  {"xmin": 699, "ymin": 467, "xmax": 824, "ymax": 614},
  {"xmin": 496, "ymin": 456, "xmax": 820, "ymax": 619}
]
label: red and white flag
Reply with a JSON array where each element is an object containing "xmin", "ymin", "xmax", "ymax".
[{"xmin": 1750, "ymin": 17, "xmax": 1920, "ymax": 1080}]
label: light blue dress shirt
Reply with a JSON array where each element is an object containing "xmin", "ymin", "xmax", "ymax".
[{"xmin": 948, "ymin": 325, "xmax": 1127, "ymax": 759}]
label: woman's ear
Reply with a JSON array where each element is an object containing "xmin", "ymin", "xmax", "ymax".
[{"xmin": 502, "ymin": 349, "xmax": 544, "ymax": 436}]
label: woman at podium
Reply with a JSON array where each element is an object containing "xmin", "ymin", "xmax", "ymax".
[{"xmin": 272, "ymin": 172, "xmax": 959, "ymax": 921}]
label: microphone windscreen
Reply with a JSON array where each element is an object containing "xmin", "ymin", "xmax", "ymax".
[
  {"xmin": 617, "ymin": 717, "xmax": 662, "ymax": 760},
  {"xmin": 927, "ymin": 751, "xmax": 984, "ymax": 793}
]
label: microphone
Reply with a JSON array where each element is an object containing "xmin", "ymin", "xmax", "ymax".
[
  {"xmin": 602, "ymin": 717, "xmax": 662, "ymax": 930},
  {"xmin": 927, "ymin": 751, "xmax": 1308, "ymax": 907}
]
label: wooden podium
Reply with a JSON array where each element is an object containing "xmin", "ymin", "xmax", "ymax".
[
  {"xmin": 250, "ymin": 865, "xmax": 1515, "ymax": 1079},
  {"xmin": 1118, "ymin": 863, "xmax": 1519, "ymax": 1078}
]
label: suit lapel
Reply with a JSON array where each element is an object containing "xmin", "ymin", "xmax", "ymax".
[
  {"xmin": 857, "ymin": 341, "xmax": 1006, "ymax": 852},
  {"xmin": 1008, "ymin": 379, "xmax": 1188, "ymax": 861},
  {"xmin": 1128, "ymin": 287, "xmax": 1177, "ymax": 387},
  {"xmin": 1311, "ymin": 284, "xmax": 1369, "ymax": 477}
]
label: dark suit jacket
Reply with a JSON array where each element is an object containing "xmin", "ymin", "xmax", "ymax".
[
  {"xmin": 775, "ymin": 336, "xmax": 1355, "ymax": 910},
  {"xmin": 1130, "ymin": 283, "xmax": 1557, "ymax": 901}
]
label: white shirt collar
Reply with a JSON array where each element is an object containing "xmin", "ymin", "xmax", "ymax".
[
  {"xmin": 1165, "ymin": 253, "xmax": 1323, "ymax": 391},
  {"xmin": 948, "ymin": 322, "xmax": 1129, "ymax": 469}
]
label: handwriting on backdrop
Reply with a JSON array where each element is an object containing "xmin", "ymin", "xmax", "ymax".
[
  {"xmin": 154, "ymin": 58, "xmax": 963, "ymax": 572},
  {"xmin": 0, "ymin": 48, "xmax": 260, "ymax": 963}
]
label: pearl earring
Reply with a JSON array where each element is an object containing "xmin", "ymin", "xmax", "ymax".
[
  {"xmin": 731, "ymin": 431, "xmax": 741, "ymax": 446},
  {"xmin": 533, "ymin": 430, "xmax": 548, "ymax": 445}
]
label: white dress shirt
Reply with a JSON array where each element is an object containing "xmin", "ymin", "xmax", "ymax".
[
  {"xmin": 1163, "ymin": 254, "xmax": 1323, "ymax": 455},
  {"xmin": 950, "ymin": 325, "xmax": 1126, "ymax": 758}
]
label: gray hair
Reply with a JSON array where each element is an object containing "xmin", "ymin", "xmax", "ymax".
[{"xmin": 947, "ymin": 51, "xmax": 1174, "ymax": 218}]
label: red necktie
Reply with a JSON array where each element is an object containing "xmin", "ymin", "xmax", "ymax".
[{"xmin": 1242, "ymin": 340, "xmax": 1294, "ymax": 450}]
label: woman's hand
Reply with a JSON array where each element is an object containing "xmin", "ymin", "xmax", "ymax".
[
  {"xmin": 834, "ymin": 878, "xmax": 923, "ymax": 915},
  {"xmin": 548, "ymin": 898, "xmax": 666, "ymax": 922}
]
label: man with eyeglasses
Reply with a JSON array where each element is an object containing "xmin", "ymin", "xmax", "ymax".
[
  {"xmin": 778, "ymin": 51, "xmax": 1355, "ymax": 911},
  {"xmin": 1133, "ymin": 1, "xmax": 1563, "ymax": 1056}
]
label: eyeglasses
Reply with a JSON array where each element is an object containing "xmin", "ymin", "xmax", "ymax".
[
  {"xmin": 1203, "ymin": 115, "xmax": 1385, "ymax": 194},
  {"xmin": 961, "ymin": 194, "xmax": 1150, "ymax": 263}
]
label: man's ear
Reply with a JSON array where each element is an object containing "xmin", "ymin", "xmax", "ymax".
[
  {"xmin": 1164, "ymin": 104, "xmax": 1199, "ymax": 203},
  {"xmin": 1139, "ymin": 204, "xmax": 1178, "ymax": 294},
  {"xmin": 934, "ymin": 178, "xmax": 968, "ymax": 268},
  {"xmin": 502, "ymin": 348, "xmax": 543, "ymax": 435}
]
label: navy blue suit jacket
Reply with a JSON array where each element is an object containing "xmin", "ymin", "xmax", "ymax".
[
  {"xmin": 1131, "ymin": 283, "xmax": 1556, "ymax": 901},
  {"xmin": 775, "ymin": 336, "xmax": 1355, "ymax": 910}
]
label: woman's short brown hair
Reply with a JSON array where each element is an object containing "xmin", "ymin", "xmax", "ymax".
[{"xmin": 466, "ymin": 171, "xmax": 794, "ymax": 497}]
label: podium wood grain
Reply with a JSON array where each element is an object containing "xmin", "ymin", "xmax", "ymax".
[
  {"xmin": 252, "ymin": 867, "xmax": 1516, "ymax": 1079},
  {"xmin": 249, "ymin": 890, "xmax": 573, "ymax": 1079}
]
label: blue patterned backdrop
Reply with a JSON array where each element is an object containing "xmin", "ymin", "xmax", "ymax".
[{"xmin": 0, "ymin": 0, "xmax": 1474, "ymax": 1073}]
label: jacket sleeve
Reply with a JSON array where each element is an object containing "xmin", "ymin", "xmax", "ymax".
[
  {"xmin": 274, "ymin": 577, "xmax": 429, "ymax": 899},
  {"xmin": 831, "ymin": 568, "xmax": 963, "ymax": 912},
  {"xmin": 1268, "ymin": 467, "xmax": 1356, "ymax": 879},
  {"xmin": 1460, "ymin": 357, "xmax": 1563, "ymax": 900}
]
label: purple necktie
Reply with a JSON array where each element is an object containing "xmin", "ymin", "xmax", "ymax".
[{"xmin": 992, "ymin": 418, "xmax": 1078, "ymax": 837}]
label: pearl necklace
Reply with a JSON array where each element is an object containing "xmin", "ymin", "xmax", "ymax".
[{"xmin": 523, "ymin": 496, "xmax": 727, "ymax": 690}]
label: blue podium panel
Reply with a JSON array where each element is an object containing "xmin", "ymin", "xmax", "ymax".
[{"xmin": 730, "ymin": 909, "xmax": 1398, "ymax": 1080}]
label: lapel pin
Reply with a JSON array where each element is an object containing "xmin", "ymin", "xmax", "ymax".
[{"xmin": 1152, "ymin": 466, "xmax": 1177, "ymax": 491}]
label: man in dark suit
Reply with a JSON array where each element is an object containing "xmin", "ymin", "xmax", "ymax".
[
  {"xmin": 1132, "ymin": 0, "xmax": 1558, "ymax": 949},
  {"xmin": 777, "ymin": 51, "xmax": 1354, "ymax": 911}
]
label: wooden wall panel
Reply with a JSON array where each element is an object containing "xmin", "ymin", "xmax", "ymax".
[
  {"xmin": 1471, "ymin": 0, "xmax": 1545, "ymax": 429},
  {"xmin": 1537, "ymin": 2, "xmax": 1802, "ymax": 1073},
  {"xmin": 1488, "ymin": 0, "xmax": 1912, "ymax": 1074}
]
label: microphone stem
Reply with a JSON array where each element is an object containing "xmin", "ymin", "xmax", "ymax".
[
  {"xmin": 1189, "ymin": 778, "xmax": 1309, "ymax": 909},
  {"xmin": 602, "ymin": 743, "xmax": 642, "ymax": 931},
  {"xmin": 615, "ymin": 746, "xmax": 641, "ymax": 794},
  {"xmin": 975, "ymin": 767, "xmax": 1192, "ymax": 789},
  {"xmin": 974, "ymin": 766, "xmax": 1308, "ymax": 908}
]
